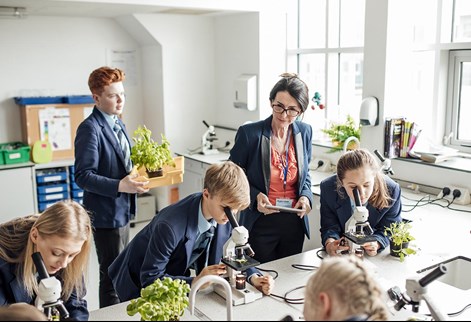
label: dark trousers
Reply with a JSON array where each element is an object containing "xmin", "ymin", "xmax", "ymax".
[
  {"xmin": 249, "ymin": 211, "xmax": 305, "ymax": 264},
  {"xmin": 93, "ymin": 224, "xmax": 129, "ymax": 308}
]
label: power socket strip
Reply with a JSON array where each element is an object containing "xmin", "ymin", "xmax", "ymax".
[
  {"xmin": 437, "ymin": 186, "xmax": 471, "ymax": 205},
  {"xmin": 310, "ymin": 158, "xmax": 332, "ymax": 172}
]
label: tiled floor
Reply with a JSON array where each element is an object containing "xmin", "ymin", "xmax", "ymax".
[{"xmin": 84, "ymin": 220, "xmax": 149, "ymax": 312}]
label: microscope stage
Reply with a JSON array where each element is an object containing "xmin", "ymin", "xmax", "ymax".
[{"xmin": 221, "ymin": 256, "xmax": 260, "ymax": 271}]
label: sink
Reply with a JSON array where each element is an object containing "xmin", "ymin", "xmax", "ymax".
[{"xmin": 417, "ymin": 256, "xmax": 471, "ymax": 290}]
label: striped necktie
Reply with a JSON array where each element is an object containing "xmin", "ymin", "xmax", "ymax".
[{"xmin": 113, "ymin": 121, "xmax": 132, "ymax": 173}]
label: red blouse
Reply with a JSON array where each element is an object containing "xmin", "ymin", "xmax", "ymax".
[{"xmin": 268, "ymin": 139, "xmax": 298, "ymax": 207}]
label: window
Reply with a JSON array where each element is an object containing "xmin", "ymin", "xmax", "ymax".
[
  {"xmin": 410, "ymin": 0, "xmax": 471, "ymax": 153},
  {"xmin": 286, "ymin": 0, "xmax": 365, "ymax": 143}
]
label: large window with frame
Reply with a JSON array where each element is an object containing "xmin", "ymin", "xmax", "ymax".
[
  {"xmin": 286, "ymin": 0, "xmax": 365, "ymax": 143},
  {"xmin": 409, "ymin": 0, "xmax": 471, "ymax": 154}
]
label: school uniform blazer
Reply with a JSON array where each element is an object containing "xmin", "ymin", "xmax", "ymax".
[
  {"xmin": 74, "ymin": 107, "xmax": 136, "ymax": 228},
  {"xmin": 108, "ymin": 193, "xmax": 258, "ymax": 302},
  {"xmin": 0, "ymin": 259, "xmax": 88, "ymax": 320},
  {"xmin": 319, "ymin": 174, "xmax": 402, "ymax": 251},
  {"xmin": 229, "ymin": 116, "xmax": 314, "ymax": 239}
]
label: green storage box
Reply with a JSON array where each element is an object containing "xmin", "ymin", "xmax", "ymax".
[{"xmin": 0, "ymin": 142, "xmax": 31, "ymax": 164}]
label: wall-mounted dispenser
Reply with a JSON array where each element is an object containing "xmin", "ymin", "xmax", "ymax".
[
  {"xmin": 234, "ymin": 74, "xmax": 257, "ymax": 111},
  {"xmin": 359, "ymin": 96, "xmax": 379, "ymax": 126}
]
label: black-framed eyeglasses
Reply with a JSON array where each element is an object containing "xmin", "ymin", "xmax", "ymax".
[{"xmin": 272, "ymin": 103, "xmax": 301, "ymax": 117}]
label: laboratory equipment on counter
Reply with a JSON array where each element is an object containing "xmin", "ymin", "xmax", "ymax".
[
  {"xmin": 374, "ymin": 149, "xmax": 395, "ymax": 176},
  {"xmin": 214, "ymin": 207, "xmax": 263, "ymax": 306},
  {"xmin": 389, "ymin": 264, "xmax": 448, "ymax": 321},
  {"xmin": 343, "ymin": 188, "xmax": 375, "ymax": 253},
  {"xmin": 32, "ymin": 252, "xmax": 69, "ymax": 321},
  {"xmin": 202, "ymin": 120, "xmax": 219, "ymax": 155}
]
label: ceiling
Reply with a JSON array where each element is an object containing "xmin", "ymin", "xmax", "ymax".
[{"xmin": 0, "ymin": 0, "xmax": 240, "ymax": 18}]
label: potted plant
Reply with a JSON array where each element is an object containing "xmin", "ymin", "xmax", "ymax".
[
  {"xmin": 127, "ymin": 277, "xmax": 191, "ymax": 321},
  {"xmin": 321, "ymin": 114, "xmax": 361, "ymax": 153},
  {"xmin": 384, "ymin": 221, "xmax": 417, "ymax": 262},
  {"xmin": 130, "ymin": 125, "xmax": 175, "ymax": 178}
]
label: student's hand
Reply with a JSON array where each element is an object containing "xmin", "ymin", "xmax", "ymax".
[
  {"xmin": 325, "ymin": 238, "xmax": 350, "ymax": 256},
  {"xmin": 362, "ymin": 241, "xmax": 380, "ymax": 256},
  {"xmin": 293, "ymin": 196, "xmax": 311, "ymax": 218},
  {"xmin": 0, "ymin": 303, "xmax": 47, "ymax": 321},
  {"xmin": 119, "ymin": 173, "xmax": 150, "ymax": 194},
  {"xmin": 251, "ymin": 275, "xmax": 274, "ymax": 295},
  {"xmin": 192, "ymin": 264, "xmax": 227, "ymax": 290},
  {"xmin": 256, "ymin": 193, "xmax": 279, "ymax": 215}
]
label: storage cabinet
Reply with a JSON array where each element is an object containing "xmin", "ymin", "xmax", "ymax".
[
  {"xmin": 178, "ymin": 158, "xmax": 210, "ymax": 200},
  {"xmin": 0, "ymin": 165, "xmax": 35, "ymax": 222}
]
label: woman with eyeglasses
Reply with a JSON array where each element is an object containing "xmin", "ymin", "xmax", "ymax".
[{"xmin": 229, "ymin": 73, "xmax": 313, "ymax": 263}]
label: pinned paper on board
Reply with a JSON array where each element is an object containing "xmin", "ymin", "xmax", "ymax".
[{"xmin": 38, "ymin": 108, "xmax": 71, "ymax": 151}]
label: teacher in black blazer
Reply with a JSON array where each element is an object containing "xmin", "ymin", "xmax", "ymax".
[
  {"xmin": 74, "ymin": 66, "xmax": 149, "ymax": 308},
  {"xmin": 230, "ymin": 73, "xmax": 313, "ymax": 263}
]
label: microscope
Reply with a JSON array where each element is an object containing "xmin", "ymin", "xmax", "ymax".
[
  {"xmin": 32, "ymin": 252, "xmax": 69, "ymax": 321},
  {"xmin": 342, "ymin": 188, "xmax": 376, "ymax": 254},
  {"xmin": 201, "ymin": 120, "xmax": 219, "ymax": 155},
  {"xmin": 388, "ymin": 264, "xmax": 448, "ymax": 321},
  {"xmin": 213, "ymin": 207, "xmax": 263, "ymax": 306},
  {"xmin": 374, "ymin": 149, "xmax": 395, "ymax": 176}
]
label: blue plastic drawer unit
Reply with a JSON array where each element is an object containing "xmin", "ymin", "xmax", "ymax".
[
  {"xmin": 37, "ymin": 192, "xmax": 68, "ymax": 202},
  {"xmin": 36, "ymin": 169, "xmax": 67, "ymax": 184},
  {"xmin": 37, "ymin": 183, "xmax": 69, "ymax": 195},
  {"xmin": 71, "ymin": 190, "xmax": 84, "ymax": 198},
  {"xmin": 39, "ymin": 201, "xmax": 60, "ymax": 212}
]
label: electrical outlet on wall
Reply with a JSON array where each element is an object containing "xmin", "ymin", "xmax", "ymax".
[
  {"xmin": 310, "ymin": 158, "xmax": 332, "ymax": 172},
  {"xmin": 437, "ymin": 186, "xmax": 471, "ymax": 205}
]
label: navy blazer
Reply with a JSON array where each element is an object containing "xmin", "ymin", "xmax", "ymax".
[
  {"xmin": 0, "ymin": 259, "xmax": 88, "ymax": 320},
  {"xmin": 229, "ymin": 116, "xmax": 314, "ymax": 238},
  {"xmin": 108, "ymin": 193, "xmax": 258, "ymax": 302},
  {"xmin": 319, "ymin": 174, "xmax": 402, "ymax": 251},
  {"xmin": 74, "ymin": 107, "xmax": 136, "ymax": 228}
]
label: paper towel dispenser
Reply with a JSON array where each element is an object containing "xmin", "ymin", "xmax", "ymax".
[{"xmin": 234, "ymin": 74, "xmax": 257, "ymax": 111}]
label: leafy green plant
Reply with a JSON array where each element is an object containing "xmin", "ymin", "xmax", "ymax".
[
  {"xmin": 321, "ymin": 114, "xmax": 361, "ymax": 153},
  {"xmin": 384, "ymin": 221, "xmax": 417, "ymax": 262},
  {"xmin": 127, "ymin": 277, "xmax": 191, "ymax": 321},
  {"xmin": 130, "ymin": 125, "xmax": 175, "ymax": 174}
]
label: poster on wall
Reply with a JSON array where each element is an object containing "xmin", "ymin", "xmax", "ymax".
[
  {"xmin": 106, "ymin": 48, "xmax": 138, "ymax": 86},
  {"xmin": 38, "ymin": 108, "xmax": 71, "ymax": 151}
]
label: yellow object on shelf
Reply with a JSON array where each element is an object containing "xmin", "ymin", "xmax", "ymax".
[{"xmin": 131, "ymin": 156, "xmax": 184, "ymax": 189}]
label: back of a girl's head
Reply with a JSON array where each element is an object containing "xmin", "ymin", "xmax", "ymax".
[
  {"xmin": 305, "ymin": 256, "xmax": 390, "ymax": 321},
  {"xmin": 204, "ymin": 161, "xmax": 250, "ymax": 211}
]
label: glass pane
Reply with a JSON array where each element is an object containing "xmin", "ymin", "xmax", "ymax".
[
  {"xmin": 339, "ymin": 0, "xmax": 365, "ymax": 47},
  {"xmin": 298, "ymin": 54, "xmax": 327, "ymax": 140},
  {"xmin": 457, "ymin": 62, "xmax": 471, "ymax": 140},
  {"xmin": 411, "ymin": 0, "xmax": 437, "ymax": 44},
  {"xmin": 299, "ymin": 0, "xmax": 326, "ymax": 48},
  {"xmin": 337, "ymin": 53, "xmax": 363, "ymax": 125},
  {"xmin": 453, "ymin": 0, "xmax": 471, "ymax": 42}
]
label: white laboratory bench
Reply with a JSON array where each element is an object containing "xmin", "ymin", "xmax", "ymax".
[{"xmin": 89, "ymin": 189, "xmax": 471, "ymax": 321}]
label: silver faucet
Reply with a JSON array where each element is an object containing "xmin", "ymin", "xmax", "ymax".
[
  {"xmin": 189, "ymin": 275, "xmax": 233, "ymax": 321},
  {"xmin": 343, "ymin": 136, "xmax": 360, "ymax": 153}
]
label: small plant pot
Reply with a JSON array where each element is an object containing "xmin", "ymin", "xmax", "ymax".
[
  {"xmin": 147, "ymin": 168, "xmax": 163, "ymax": 178},
  {"xmin": 390, "ymin": 241, "xmax": 409, "ymax": 258}
]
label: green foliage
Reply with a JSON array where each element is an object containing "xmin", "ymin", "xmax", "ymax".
[
  {"xmin": 130, "ymin": 125, "xmax": 175, "ymax": 173},
  {"xmin": 127, "ymin": 277, "xmax": 191, "ymax": 321},
  {"xmin": 321, "ymin": 115, "xmax": 361, "ymax": 152},
  {"xmin": 384, "ymin": 221, "xmax": 417, "ymax": 262}
]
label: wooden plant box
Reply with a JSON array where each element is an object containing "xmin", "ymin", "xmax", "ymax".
[{"xmin": 131, "ymin": 156, "xmax": 184, "ymax": 189}]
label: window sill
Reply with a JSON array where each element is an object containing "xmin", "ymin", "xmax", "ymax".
[{"xmin": 394, "ymin": 155, "xmax": 471, "ymax": 174}]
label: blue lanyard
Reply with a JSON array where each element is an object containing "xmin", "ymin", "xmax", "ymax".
[{"xmin": 283, "ymin": 128, "xmax": 291, "ymax": 191}]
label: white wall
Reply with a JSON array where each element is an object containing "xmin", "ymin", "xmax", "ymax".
[{"xmin": 0, "ymin": 16, "xmax": 145, "ymax": 142}]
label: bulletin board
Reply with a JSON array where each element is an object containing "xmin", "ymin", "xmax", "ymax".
[{"xmin": 19, "ymin": 103, "xmax": 94, "ymax": 160}]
